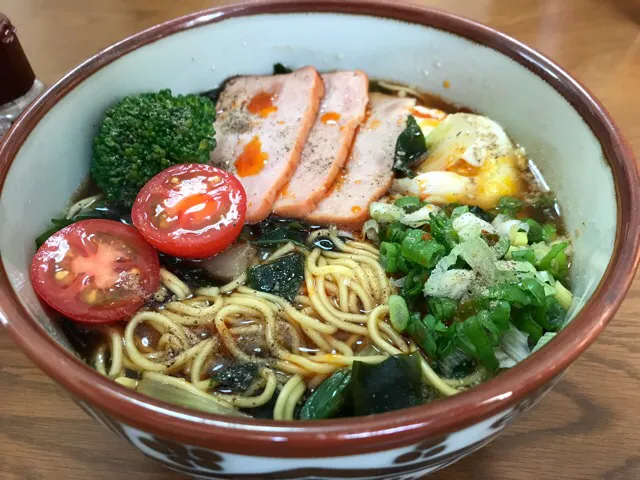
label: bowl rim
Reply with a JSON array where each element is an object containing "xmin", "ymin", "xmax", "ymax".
[{"xmin": 1, "ymin": 0, "xmax": 639, "ymax": 458}]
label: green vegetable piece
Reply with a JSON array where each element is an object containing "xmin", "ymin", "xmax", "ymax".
[
  {"xmin": 273, "ymin": 63, "xmax": 293, "ymax": 74},
  {"xmin": 454, "ymin": 316, "xmax": 499, "ymax": 371},
  {"xmin": 538, "ymin": 242, "xmax": 568, "ymax": 271},
  {"xmin": 394, "ymin": 196, "xmax": 423, "ymax": 213},
  {"xmin": 379, "ymin": 242, "xmax": 400, "ymax": 273},
  {"xmin": 450, "ymin": 205, "xmax": 470, "ymax": 220},
  {"xmin": 522, "ymin": 218, "xmax": 543, "ymax": 243},
  {"xmin": 401, "ymin": 268, "xmax": 429, "ymax": 297},
  {"xmin": 519, "ymin": 277, "xmax": 546, "ymax": 306},
  {"xmin": 511, "ymin": 248, "xmax": 536, "ymax": 264},
  {"xmin": 389, "ymin": 295, "xmax": 410, "ymax": 332},
  {"xmin": 253, "ymin": 222, "xmax": 308, "ymax": 247},
  {"xmin": 428, "ymin": 210, "xmax": 459, "ymax": 252},
  {"xmin": 484, "ymin": 283, "xmax": 533, "ymax": 306},
  {"xmin": 351, "ymin": 353, "xmax": 423, "ymax": 416},
  {"xmin": 299, "ymin": 369, "xmax": 352, "ymax": 420},
  {"xmin": 434, "ymin": 348, "xmax": 474, "ymax": 379},
  {"xmin": 35, "ymin": 221, "xmax": 73, "ymax": 247},
  {"xmin": 489, "ymin": 300, "xmax": 511, "ymax": 331},
  {"xmin": 35, "ymin": 201, "xmax": 131, "ymax": 247},
  {"xmin": 533, "ymin": 296, "xmax": 566, "ymax": 332},
  {"xmin": 497, "ymin": 196, "xmax": 523, "ymax": 217},
  {"xmin": 137, "ymin": 378, "xmax": 248, "ymax": 417},
  {"xmin": 401, "ymin": 230, "xmax": 445, "ymax": 269},
  {"xmin": 380, "ymin": 221, "xmax": 409, "ymax": 244},
  {"xmin": 427, "ymin": 297, "xmax": 457, "ymax": 322},
  {"xmin": 492, "ymin": 236, "xmax": 511, "ymax": 259},
  {"xmin": 247, "ymin": 252, "xmax": 305, "ymax": 302},
  {"xmin": 541, "ymin": 223, "xmax": 557, "ymax": 242},
  {"xmin": 551, "ymin": 250, "xmax": 569, "ymax": 281},
  {"xmin": 512, "ymin": 231, "xmax": 528, "ymax": 246},
  {"xmin": 406, "ymin": 314, "xmax": 438, "ymax": 358},
  {"xmin": 396, "ymin": 253, "xmax": 413, "ymax": 274},
  {"xmin": 92, "ymin": 89, "xmax": 216, "ymax": 207},
  {"xmin": 512, "ymin": 308, "xmax": 543, "ymax": 345},
  {"xmin": 555, "ymin": 281, "xmax": 573, "ymax": 310},
  {"xmin": 393, "ymin": 116, "xmax": 427, "ymax": 178}
]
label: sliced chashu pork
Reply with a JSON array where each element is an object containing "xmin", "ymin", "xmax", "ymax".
[
  {"xmin": 305, "ymin": 93, "xmax": 416, "ymax": 227},
  {"xmin": 273, "ymin": 71, "xmax": 369, "ymax": 218},
  {"xmin": 210, "ymin": 66, "xmax": 324, "ymax": 223}
]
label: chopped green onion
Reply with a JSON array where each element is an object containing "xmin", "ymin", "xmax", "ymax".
[
  {"xmin": 533, "ymin": 296, "xmax": 566, "ymax": 331},
  {"xmin": 538, "ymin": 242, "xmax": 568, "ymax": 271},
  {"xmin": 541, "ymin": 223, "xmax": 557, "ymax": 242},
  {"xmin": 484, "ymin": 283, "xmax": 534, "ymax": 306},
  {"xmin": 454, "ymin": 316, "xmax": 499, "ymax": 371},
  {"xmin": 381, "ymin": 222, "xmax": 408, "ymax": 244},
  {"xmin": 429, "ymin": 210, "xmax": 459, "ymax": 252},
  {"xmin": 511, "ymin": 309, "xmax": 543, "ymax": 345},
  {"xmin": 519, "ymin": 278, "xmax": 546, "ymax": 306},
  {"xmin": 394, "ymin": 196, "xmax": 423, "ymax": 213},
  {"xmin": 402, "ymin": 268, "xmax": 429, "ymax": 297},
  {"xmin": 450, "ymin": 205, "xmax": 470, "ymax": 220},
  {"xmin": 555, "ymin": 280, "xmax": 573, "ymax": 310},
  {"xmin": 497, "ymin": 196, "xmax": 523, "ymax": 217},
  {"xmin": 363, "ymin": 219, "xmax": 380, "ymax": 243},
  {"xmin": 370, "ymin": 202, "xmax": 405, "ymax": 224},
  {"xmin": 511, "ymin": 248, "xmax": 536, "ymax": 264},
  {"xmin": 389, "ymin": 295, "xmax": 410, "ymax": 332},
  {"xmin": 379, "ymin": 242, "xmax": 400, "ymax": 273},
  {"xmin": 406, "ymin": 314, "xmax": 437, "ymax": 358},
  {"xmin": 492, "ymin": 235, "xmax": 511, "ymax": 259},
  {"xmin": 522, "ymin": 218, "xmax": 543, "ymax": 243},
  {"xmin": 427, "ymin": 297, "xmax": 457, "ymax": 322},
  {"xmin": 487, "ymin": 300, "xmax": 511, "ymax": 331},
  {"xmin": 512, "ymin": 231, "xmax": 528, "ymax": 246},
  {"xmin": 396, "ymin": 254, "xmax": 412, "ymax": 274},
  {"xmin": 400, "ymin": 230, "xmax": 445, "ymax": 269}
]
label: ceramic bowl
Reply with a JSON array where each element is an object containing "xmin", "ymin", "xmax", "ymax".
[{"xmin": 1, "ymin": 1, "xmax": 639, "ymax": 479}]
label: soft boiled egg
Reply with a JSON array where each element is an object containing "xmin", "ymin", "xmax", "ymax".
[{"xmin": 393, "ymin": 113, "xmax": 525, "ymax": 210}]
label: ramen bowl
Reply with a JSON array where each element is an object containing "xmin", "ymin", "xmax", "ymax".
[{"xmin": 1, "ymin": 1, "xmax": 638, "ymax": 478}]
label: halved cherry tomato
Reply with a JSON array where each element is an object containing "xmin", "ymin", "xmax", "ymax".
[
  {"xmin": 131, "ymin": 164, "xmax": 247, "ymax": 258},
  {"xmin": 30, "ymin": 219, "xmax": 160, "ymax": 323}
]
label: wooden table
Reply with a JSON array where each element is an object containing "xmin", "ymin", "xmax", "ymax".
[{"xmin": 1, "ymin": 1, "xmax": 639, "ymax": 479}]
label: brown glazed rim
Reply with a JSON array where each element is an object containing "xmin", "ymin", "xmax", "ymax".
[{"xmin": 1, "ymin": 0, "xmax": 639, "ymax": 458}]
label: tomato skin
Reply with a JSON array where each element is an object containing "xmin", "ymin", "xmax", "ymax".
[
  {"xmin": 30, "ymin": 219, "xmax": 160, "ymax": 324},
  {"xmin": 132, "ymin": 164, "xmax": 247, "ymax": 259}
]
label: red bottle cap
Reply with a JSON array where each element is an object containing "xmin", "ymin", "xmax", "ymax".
[{"xmin": 0, "ymin": 13, "xmax": 36, "ymax": 105}]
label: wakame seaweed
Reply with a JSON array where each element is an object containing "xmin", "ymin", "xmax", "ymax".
[
  {"xmin": 351, "ymin": 353, "xmax": 424, "ymax": 416},
  {"xmin": 299, "ymin": 369, "xmax": 352, "ymax": 420},
  {"xmin": 213, "ymin": 363, "xmax": 259, "ymax": 393},
  {"xmin": 273, "ymin": 63, "xmax": 293, "ymax": 74},
  {"xmin": 247, "ymin": 252, "xmax": 305, "ymax": 302},
  {"xmin": 159, "ymin": 254, "xmax": 217, "ymax": 289},
  {"xmin": 393, "ymin": 115, "xmax": 427, "ymax": 178},
  {"xmin": 35, "ymin": 200, "xmax": 131, "ymax": 247}
]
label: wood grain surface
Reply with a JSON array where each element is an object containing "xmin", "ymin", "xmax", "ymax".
[{"xmin": 1, "ymin": 1, "xmax": 639, "ymax": 479}]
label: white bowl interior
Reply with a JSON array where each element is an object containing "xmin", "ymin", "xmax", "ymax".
[{"xmin": 0, "ymin": 12, "xmax": 616, "ymax": 349}]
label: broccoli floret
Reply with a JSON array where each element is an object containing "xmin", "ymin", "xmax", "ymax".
[{"xmin": 91, "ymin": 89, "xmax": 216, "ymax": 207}]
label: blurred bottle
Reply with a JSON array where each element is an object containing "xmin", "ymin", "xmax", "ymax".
[{"xmin": 0, "ymin": 13, "xmax": 44, "ymax": 138}]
